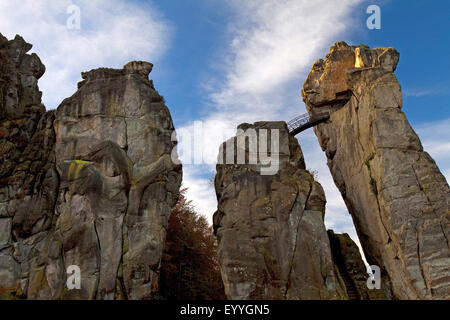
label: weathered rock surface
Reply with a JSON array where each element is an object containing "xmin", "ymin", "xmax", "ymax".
[
  {"xmin": 0, "ymin": 33, "xmax": 53, "ymax": 299},
  {"xmin": 0, "ymin": 33, "xmax": 181, "ymax": 299},
  {"xmin": 213, "ymin": 121, "xmax": 347, "ymax": 299},
  {"xmin": 303, "ymin": 42, "xmax": 450, "ymax": 299}
]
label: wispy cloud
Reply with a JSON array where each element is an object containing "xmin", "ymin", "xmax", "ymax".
[
  {"xmin": 404, "ymin": 83, "xmax": 450, "ymax": 97},
  {"xmin": 209, "ymin": 0, "xmax": 363, "ymax": 122},
  {"xmin": 0, "ymin": 0, "xmax": 173, "ymax": 108}
]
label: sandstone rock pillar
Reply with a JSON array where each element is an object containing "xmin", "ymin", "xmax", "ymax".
[
  {"xmin": 302, "ymin": 42, "xmax": 450, "ymax": 299},
  {"xmin": 213, "ymin": 121, "xmax": 347, "ymax": 299},
  {"xmin": 0, "ymin": 33, "xmax": 182, "ymax": 299}
]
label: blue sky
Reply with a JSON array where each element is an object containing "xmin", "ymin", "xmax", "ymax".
[
  {"xmin": 1, "ymin": 0, "xmax": 448, "ymax": 249},
  {"xmin": 154, "ymin": 0, "xmax": 450, "ymax": 125}
]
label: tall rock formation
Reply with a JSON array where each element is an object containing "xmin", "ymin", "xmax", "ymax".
[
  {"xmin": 302, "ymin": 42, "xmax": 450, "ymax": 299},
  {"xmin": 213, "ymin": 121, "xmax": 347, "ymax": 299},
  {"xmin": 0, "ymin": 33, "xmax": 181, "ymax": 299}
]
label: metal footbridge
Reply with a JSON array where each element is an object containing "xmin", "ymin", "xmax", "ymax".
[{"xmin": 287, "ymin": 112, "xmax": 330, "ymax": 136}]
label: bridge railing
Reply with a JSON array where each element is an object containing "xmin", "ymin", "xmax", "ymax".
[
  {"xmin": 287, "ymin": 113, "xmax": 310, "ymax": 133},
  {"xmin": 287, "ymin": 111, "xmax": 331, "ymax": 135}
]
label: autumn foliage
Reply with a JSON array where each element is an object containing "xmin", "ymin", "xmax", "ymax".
[{"xmin": 159, "ymin": 188, "xmax": 226, "ymax": 300}]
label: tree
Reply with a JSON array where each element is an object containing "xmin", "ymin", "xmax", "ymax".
[{"xmin": 158, "ymin": 188, "xmax": 226, "ymax": 300}]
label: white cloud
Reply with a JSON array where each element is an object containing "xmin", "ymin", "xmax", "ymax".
[
  {"xmin": 0, "ymin": 0, "xmax": 172, "ymax": 108},
  {"xmin": 404, "ymin": 83, "xmax": 450, "ymax": 97},
  {"xmin": 209, "ymin": 0, "xmax": 363, "ymax": 122},
  {"xmin": 182, "ymin": 165, "xmax": 217, "ymax": 218}
]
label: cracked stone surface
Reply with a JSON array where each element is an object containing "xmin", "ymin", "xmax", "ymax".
[
  {"xmin": 213, "ymin": 121, "xmax": 347, "ymax": 300},
  {"xmin": 302, "ymin": 42, "xmax": 450, "ymax": 299},
  {"xmin": 0, "ymin": 33, "xmax": 181, "ymax": 299}
]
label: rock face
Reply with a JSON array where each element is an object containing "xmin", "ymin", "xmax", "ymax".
[
  {"xmin": 0, "ymin": 33, "xmax": 181, "ymax": 299},
  {"xmin": 213, "ymin": 121, "xmax": 347, "ymax": 299},
  {"xmin": 303, "ymin": 42, "xmax": 450, "ymax": 299},
  {"xmin": 0, "ymin": 33, "xmax": 53, "ymax": 299}
]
